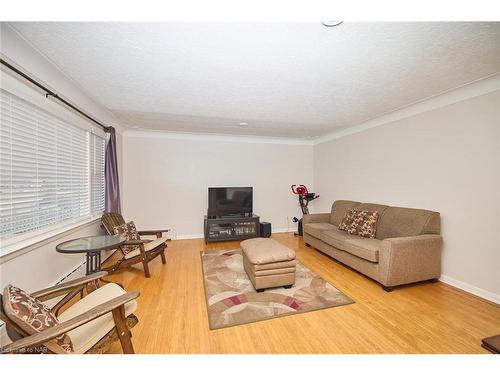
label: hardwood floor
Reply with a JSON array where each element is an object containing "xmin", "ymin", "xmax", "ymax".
[{"xmin": 103, "ymin": 233, "xmax": 500, "ymax": 354}]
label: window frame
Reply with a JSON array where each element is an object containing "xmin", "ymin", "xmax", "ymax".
[{"xmin": 0, "ymin": 70, "xmax": 107, "ymax": 258}]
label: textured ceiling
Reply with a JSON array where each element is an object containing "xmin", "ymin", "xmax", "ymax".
[{"xmin": 8, "ymin": 22, "xmax": 500, "ymax": 138}]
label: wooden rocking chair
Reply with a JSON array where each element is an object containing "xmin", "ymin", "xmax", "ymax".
[
  {"xmin": 101, "ymin": 212, "xmax": 169, "ymax": 278},
  {"xmin": 0, "ymin": 272, "xmax": 139, "ymax": 354}
]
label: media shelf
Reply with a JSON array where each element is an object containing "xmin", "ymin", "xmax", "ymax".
[{"xmin": 204, "ymin": 215, "xmax": 260, "ymax": 243}]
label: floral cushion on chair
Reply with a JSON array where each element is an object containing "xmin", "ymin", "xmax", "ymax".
[
  {"xmin": 2, "ymin": 285, "xmax": 74, "ymax": 353},
  {"xmin": 338, "ymin": 209, "xmax": 379, "ymax": 239},
  {"xmin": 113, "ymin": 221, "xmax": 141, "ymax": 255}
]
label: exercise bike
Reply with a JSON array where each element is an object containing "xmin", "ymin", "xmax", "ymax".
[{"xmin": 291, "ymin": 184, "xmax": 319, "ymax": 236}]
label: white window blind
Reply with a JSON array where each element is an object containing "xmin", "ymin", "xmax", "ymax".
[{"xmin": 0, "ymin": 89, "xmax": 105, "ymax": 246}]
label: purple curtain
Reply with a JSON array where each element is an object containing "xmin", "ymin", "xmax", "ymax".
[{"xmin": 104, "ymin": 126, "xmax": 121, "ymax": 214}]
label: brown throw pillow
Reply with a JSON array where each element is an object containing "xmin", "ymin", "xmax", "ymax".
[
  {"xmin": 338, "ymin": 209, "xmax": 379, "ymax": 239},
  {"xmin": 338, "ymin": 209, "xmax": 359, "ymax": 234},
  {"xmin": 3, "ymin": 285, "xmax": 74, "ymax": 353},
  {"xmin": 356, "ymin": 210, "xmax": 379, "ymax": 238},
  {"xmin": 113, "ymin": 221, "xmax": 140, "ymax": 254}
]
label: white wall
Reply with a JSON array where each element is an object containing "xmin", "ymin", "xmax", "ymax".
[
  {"xmin": 122, "ymin": 133, "xmax": 314, "ymax": 237},
  {"xmin": 0, "ymin": 222, "xmax": 101, "ymax": 291},
  {"xmin": 0, "ymin": 24, "xmax": 128, "ymax": 344},
  {"xmin": 1, "ymin": 20, "xmax": 498, "ymax": 322},
  {"xmin": 0, "ymin": 23, "xmax": 123, "ymax": 293},
  {"xmin": 0, "ymin": 24, "xmax": 121, "ymax": 131},
  {"xmin": 314, "ymin": 90, "xmax": 500, "ymax": 301}
]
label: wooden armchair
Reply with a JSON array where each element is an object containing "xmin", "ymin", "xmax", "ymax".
[
  {"xmin": 101, "ymin": 212, "xmax": 169, "ymax": 278},
  {"xmin": 0, "ymin": 272, "xmax": 139, "ymax": 354}
]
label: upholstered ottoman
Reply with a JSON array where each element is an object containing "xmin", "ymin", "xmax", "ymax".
[{"xmin": 241, "ymin": 238, "xmax": 297, "ymax": 292}]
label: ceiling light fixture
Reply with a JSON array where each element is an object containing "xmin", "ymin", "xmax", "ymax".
[
  {"xmin": 321, "ymin": 21, "xmax": 344, "ymax": 27},
  {"xmin": 238, "ymin": 122, "xmax": 249, "ymax": 127}
]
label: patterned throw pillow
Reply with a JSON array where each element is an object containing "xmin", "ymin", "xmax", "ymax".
[
  {"xmin": 338, "ymin": 209, "xmax": 359, "ymax": 234},
  {"xmin": 356, "ymin": 210, "xmax": 379, "ymax": 238},
  {"xmin": 3, "ymin": 285, "xmax": 74, "ymax": 354},
  {"xmin": 338, "ymin": 209, "xmax": 379, "ymax": 239},
  {"xmin": 113, "ymin": 221, "xmax": 140, "ymax": 254}
]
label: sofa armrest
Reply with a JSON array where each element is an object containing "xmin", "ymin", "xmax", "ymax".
[
  {"xmin": 378, "ymin": 234, "xmax": 442, "ymax": 287},
  {"xmin": 303, "ymin": 213, "xmax": 330, "ymax": 224}
]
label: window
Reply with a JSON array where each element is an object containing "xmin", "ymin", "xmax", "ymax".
[{"xmin": 0, "ymin": 89, "xmax": 105, "ymax": 250}]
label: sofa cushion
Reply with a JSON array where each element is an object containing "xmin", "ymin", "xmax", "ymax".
[
  {"xmin": 321, "ymin": 229, "xmax": 380, "ymax": 263},
  {"xmin": 330, "ymin": 200, "xmax": 361, "ymax": 226},
  {"xmin": 376, "ymin": 207, "xmax": 441, "ymax": 239},
  {"xmin": 343, "ymin": 237, "xmax": 381, "ymax": 262},
  {"xmin": 356, "ymin": 203, "xmax": 389, "ymax": 215},
  {"xmin": 304, "ymin": 222, "xmax": 337, "ymax": 239},
  {"xmin": 321, "ymin": 228, "xmax": 353, "ymax": 249}
]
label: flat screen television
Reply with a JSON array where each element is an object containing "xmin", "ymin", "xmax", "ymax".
[{"xmin": 208, "ymin": 187, "xmax": 253, "ymax": 218}]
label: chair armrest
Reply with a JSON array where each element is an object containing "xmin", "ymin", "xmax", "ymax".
[
  {"xmin": 123, "ymin": 239, "xmax": 150, "ymax": 245},
  {"xmin": 1, "ymin": 290, "xmax": 140, "ymax": 354},
  {"xmin": 303, "ymin": 213, "xmax": 330, "ymax": 224},
  {"xmin": 32, "ymin": 272, "xmax": 109, "ymax": 301},
  {"xmin": 379, "ymin": 235, "xmax": 443, "ymax": 287},
  {"xmin": 138, "ymin": 229, "xmax": 170, "ymax": 239},
  {"xmin": 138, "ymin": 229, "xmax": 170, "ymax": 235}
]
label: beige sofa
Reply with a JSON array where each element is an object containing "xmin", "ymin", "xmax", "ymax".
[{"xmin": 303, "ymin": 200, "xmax": 442, "ymax": 291}]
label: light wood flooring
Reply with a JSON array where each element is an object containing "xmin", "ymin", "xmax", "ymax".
[{"xmin": 103, "ymin": 233, "xmax": 500, "ymax": 354}]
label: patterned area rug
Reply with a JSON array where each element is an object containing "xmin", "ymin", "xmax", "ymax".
[{"xmin": 201, "ymin": 248, "xmax": 354, "ymax": 329}]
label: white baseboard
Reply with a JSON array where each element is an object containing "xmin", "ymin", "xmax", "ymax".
[
  {"xmin": 175, "ymin": 227, "xmax": 296, "ymax": 240},
  {"xmin": 272, "ymin": 227, "xmax": 296, "ymax": 233},
  {"xmin": 176, "ymin": 233, "xmax": 204, "ymax": 240},
  {"xmin": 439, "ymin": 274, "xmax": 500, "ymax": 305}
]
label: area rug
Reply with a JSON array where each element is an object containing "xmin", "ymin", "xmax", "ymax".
[{"xmin": 201, "ymin": 248, "xmax": 354, "ymax": 329}]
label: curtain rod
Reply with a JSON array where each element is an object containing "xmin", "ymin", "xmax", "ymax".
[{"xmin": 0, "ymin": 58, "xmax": 110, "ymax": 132}]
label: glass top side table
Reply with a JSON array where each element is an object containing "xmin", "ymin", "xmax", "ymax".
[{"xmin": 56, "ymin": 235, "xmax": 126, "ymax": 275}]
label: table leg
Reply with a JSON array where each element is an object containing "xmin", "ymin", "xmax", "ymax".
[
  {"xmin": 85, "ymin": 251, "xmax": 102, "ymax": 293},
  {"xmin": 86, "ymin": 251, "xmax": 101, "ymax": 275},
  {"xmin": 86, "ymin": 251, "xmax": 124, "ymax": 289}
]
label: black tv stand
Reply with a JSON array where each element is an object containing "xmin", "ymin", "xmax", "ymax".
[{"xmin": 204, "ymin": 215, "xmax": 260, "ymax": 243}]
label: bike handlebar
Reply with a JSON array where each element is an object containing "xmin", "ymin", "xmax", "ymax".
[{"xmin": 291, "ymin": 185, "xmax": 319, "ymax": 200}]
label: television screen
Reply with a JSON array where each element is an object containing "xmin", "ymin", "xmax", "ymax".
[{"xmin": 208, "ymin": 187, "xmax": 253, "ymax": 217}]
